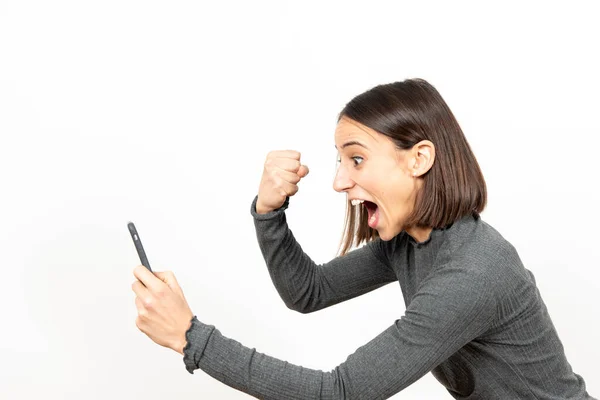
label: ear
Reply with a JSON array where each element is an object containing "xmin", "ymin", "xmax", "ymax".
[{"xmin": 410, "ymin": 140, "xmax": 435, "ymax": 178}]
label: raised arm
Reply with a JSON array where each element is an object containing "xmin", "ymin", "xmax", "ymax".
[
  {"xmin": 183, "ymin": 260, "xmax": 498, "ymax": 399},
  {"xmin": 253, "ymin": 150, "xmax": 397, "ymax": 312},
  {"xmin": 252, "ymin": 195, "xmax": 397, "ymax": 313}
]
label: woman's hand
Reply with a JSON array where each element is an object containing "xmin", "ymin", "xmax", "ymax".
[
  {"xmin": 256, "ymin": 150, "xmax": 309, "ymax": 214},
  {"xmin": 132, "ymin": 265, "xmax": 194, "ymax": 355}
]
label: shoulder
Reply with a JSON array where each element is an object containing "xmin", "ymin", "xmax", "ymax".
[
  {"xmin": 468, "ymin": 217, "xmax": 518, "ymax": 260},
  {"xmin": 442, "ymin": 216, "xmax": 533, "ymax": 294},
  {"xmin": 447, "ymin": 215, "xmax": 517, "ymax": 263}
]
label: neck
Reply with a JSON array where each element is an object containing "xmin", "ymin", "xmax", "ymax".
[{"xmin": 405, "ymin": 225, "xmax": 433, "ymax": 244}]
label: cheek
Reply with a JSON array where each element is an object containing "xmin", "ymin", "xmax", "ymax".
[
  {"xmin": 381, "ymin": 176, "xmax": 415, "ymax": 220},
  {"xmin": 385, "ymin": 174, "xmax": 413, "ymax": 201}
]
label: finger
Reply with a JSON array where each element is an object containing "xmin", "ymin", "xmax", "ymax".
[
  {"xmin": 135, "ymin": 296, "xmax": 149, "ymax": 317},
  {"xmin": 135, "ymin": 318, "xmax": 142, "ymax": 331},
  {"xmin": 135, "ymin": 315, "xmax": 146, "ymax": 332},
  {"xmin": 272, "ymin": 157, "xmax": 301, "ymax": 173},
  {"xmin": 297, "ymin": 164, "xmax": 309, "ymax": 178},
  {"xmin": 153, "ymin": 270, "xmax": 181, "ymax": 293},
  {"xmin": 278, "ymin": 180, "xmax": 299, "ymax": 197},
  {"xmin": 273, "ymin": 167, "xmax": 301, "ymax": 185},
  {"xmin": 268, "ymin": 150, "xmax": 300, "ymax": 160},
  {"xmin": 154, "ymin": 271, "xmax": 179, "ymax": 288},
  {"xmin": 153, "ymin": 270, "xmax": 175, "ymax": 283},
  {"xmin": 133, "ymin": 265, "xmax": 164, "ymax": 293},
  {"xmin": 134, "ymin": 286, "xmax": 155, "ymax": 310},
  {"xmin": 131, "ymin": 279, "xmax": 149, "ymax": 298}
]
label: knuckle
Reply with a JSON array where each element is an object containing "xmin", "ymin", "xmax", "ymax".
[
  {"xmin": 138, "ymin": 308, "xmax": 149, "ymax": 319},
  {"xmin": 143, "ymin": 297, "xmax": 154, "ymax": 308},
  {"xmin": 271, "ymin": 174, "xmax": 282, "ymax": 187}
]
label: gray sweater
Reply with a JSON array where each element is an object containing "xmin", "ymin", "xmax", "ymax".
[{"xmin": 182, "ymin": 196, "xmax": 595, "ymax": 399}]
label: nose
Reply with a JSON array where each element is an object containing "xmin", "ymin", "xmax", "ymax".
[{"xmin": 333, "ymin": 163, "xmax": 355, "ymax": 193}]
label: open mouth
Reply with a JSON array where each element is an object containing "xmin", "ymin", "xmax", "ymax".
[
  {"xmin": 350, "ymin": 199, "xmax": 380, "ymax": 228},
  {"xmin": 363, "ymin": 200, "xmax": 377, "ymax": 213}
]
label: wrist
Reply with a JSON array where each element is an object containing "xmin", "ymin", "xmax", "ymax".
[
  {"xmin": 255, "ymin": 200, "xmax": 274, "ymax": 215},
  {"xmin": 174, "ymin": 315, "xmax": 194, "ymax": 355},
  {"xmin": 174, "ymin": 339, "xmax": 186, "ymax": 355}
]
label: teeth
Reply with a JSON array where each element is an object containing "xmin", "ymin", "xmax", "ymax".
[{"xmin": 350, "ymin": 199, "xmax": 365, "ymax": 206}]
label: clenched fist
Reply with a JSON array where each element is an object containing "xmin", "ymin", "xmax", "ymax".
[{"xmin": 256, "ymin": 150, "xmax": 309, "ymax": 214}]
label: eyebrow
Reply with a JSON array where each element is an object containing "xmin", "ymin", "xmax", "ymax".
[{"xmin": 335, "ymin": 141, "xmax": 368, "ymax": 150}]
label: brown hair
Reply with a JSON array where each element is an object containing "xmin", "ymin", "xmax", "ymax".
[{"xmin": 337, "ymin": 78, "xmax": 487, "ymax": 255}]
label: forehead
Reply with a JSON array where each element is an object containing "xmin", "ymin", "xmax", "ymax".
[{"xmin": 334, "ymin": 117, "xmax": 380, "ymax": 147}]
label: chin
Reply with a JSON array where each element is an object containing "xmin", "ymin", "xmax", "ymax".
[
  {"xmin": 377, "ymin": 229, "xmax": 394, "ymax": 241},
  {"xmin": 377, "ymin": 225, "xmax": 402, "ymax": 241}
]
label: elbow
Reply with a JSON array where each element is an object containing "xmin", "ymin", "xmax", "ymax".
[
  {"xmin": 284, "ymin": 299, "xmax": 316, "ymax": 314},
  {"xmin": 295, "ymin": 307, "xmax": 314, "ymax": 315}
]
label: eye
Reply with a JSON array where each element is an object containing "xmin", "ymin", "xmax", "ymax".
[
  {"xmin": 352, "ymin": 156, "xmax": 364, "ymax": 166},
  {"xmin": 335, "ymin": 154, "xmax": 363, "ymax": 167}
]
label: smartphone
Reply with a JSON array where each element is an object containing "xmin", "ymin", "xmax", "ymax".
[{"xmin": 127, "ymin": 221, "xmax": 152, "ymax": 272}]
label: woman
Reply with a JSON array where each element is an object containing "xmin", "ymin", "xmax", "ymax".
[{"xmin": 131, "ymin": 79, "xmax": 595, "ymax": 399}]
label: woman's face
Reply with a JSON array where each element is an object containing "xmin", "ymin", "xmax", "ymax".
[{"xmin": 333, "ymin": 117, "xmax": 425, "ymax": 240}]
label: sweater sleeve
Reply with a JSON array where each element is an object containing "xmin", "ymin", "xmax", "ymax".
[
  {"xmin": 250, "ymin": 196, "xmax": 398, "ymax": 313},
  {"xmin": 182, "ymin": 260, "xmax": 498, "ymax": 399}
]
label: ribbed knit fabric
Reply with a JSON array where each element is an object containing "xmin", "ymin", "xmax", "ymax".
[{"xmin": 182, "ymin": 196, "xmax": 595, "ymax": 399}]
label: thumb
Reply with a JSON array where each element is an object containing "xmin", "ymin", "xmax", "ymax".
[
  {"xmin": 298, "ymin": 164, "xmax": 309, "ymax": 178},
  {"xmin": 154, "ymin": 271, "xmax": 181, "ymax": 292}
]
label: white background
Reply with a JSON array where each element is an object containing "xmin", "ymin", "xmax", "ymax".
[{"xmin": 1, "ymin": 1, "xmax": 598, "ymax": 398}]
